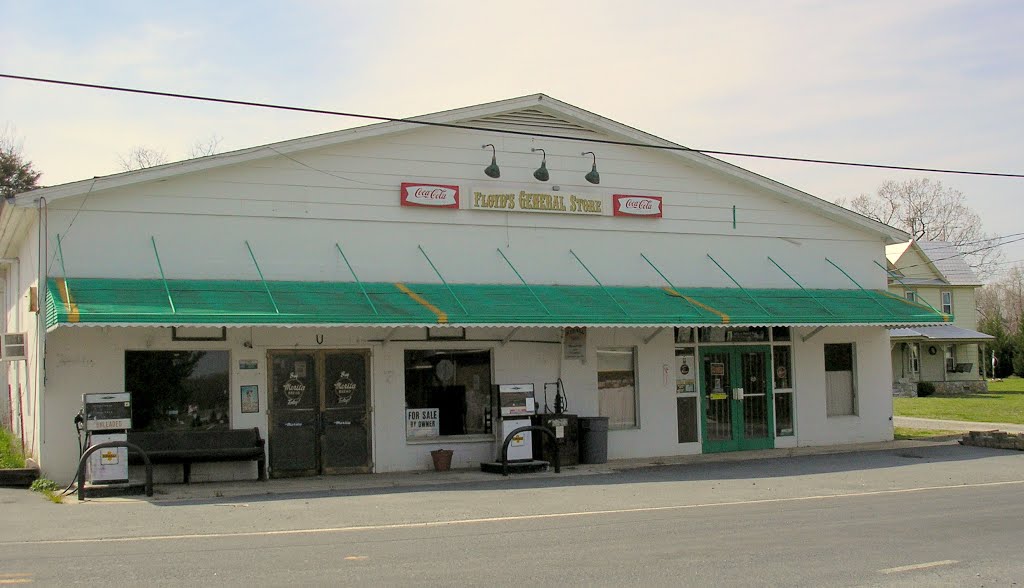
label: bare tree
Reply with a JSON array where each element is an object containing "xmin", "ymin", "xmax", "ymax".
[
  {"xmin": 187, "ymin": 134, "xmax": 222, "ymax": 159},
  {"xmin": 118, "ymin": 146, "xmax": 168, "ymax": 171},
  {"xmin": 847, "ymin": 178, "xmax": 1003, "ymax": 278}
]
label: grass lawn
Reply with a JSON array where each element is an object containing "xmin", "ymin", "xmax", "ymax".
[
  {"xmin": 893, "ymin": 376, "xmax": 1024, "ymax": 424},
  {"xmin": 0, "ymin": 427, "xmax": 26, "ymax": 469}
]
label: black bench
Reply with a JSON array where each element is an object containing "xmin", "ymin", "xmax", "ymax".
[{"xmin": 127, "ymin": 427, "xmax": 267, "ymax": 484}]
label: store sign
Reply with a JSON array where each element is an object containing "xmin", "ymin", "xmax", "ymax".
[
  {"xmin": 471, "ymin": 190, "xmax": 605, "ymax": 216},
  {"xmin": 613, "ymin": 195, "xmax": 663, "ymax": 218},
  {"xmin": 563, "ymin": 327, "xmax": 587, "ymax": 360},
  {"xmin": 400, "ymin": 183, "xmax": 460, "ymax": 208},
  {"xmin": 406, "ymin": 408, "xmax": 440, "ymax": 438}
]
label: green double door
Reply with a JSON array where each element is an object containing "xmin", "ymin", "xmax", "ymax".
[{"xmin": 700, "ymin": 346, "xmax": 774, "ymax": 453}]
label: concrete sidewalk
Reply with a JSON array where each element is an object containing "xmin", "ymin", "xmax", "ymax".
[
  {"xmin": 894, "ymin": 416, "xmax": 1024, "ymax": 434},
  {"xmin": 88, "ymin": 437, "xmax": 958, "ymax": 504}
]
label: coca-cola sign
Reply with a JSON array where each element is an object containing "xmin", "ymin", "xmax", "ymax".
[
  {"xmin": 400, "ymin": 183, "xmax": 460, "ymax": 208},
  {"xmin": 612, "ymin": 194, "xmax": 663, "ymax": 218}
]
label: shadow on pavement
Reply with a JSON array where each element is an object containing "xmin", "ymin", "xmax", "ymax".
[{"xmin": 143, "ymin": 442, "xmax": 1021, "ymax": 507}]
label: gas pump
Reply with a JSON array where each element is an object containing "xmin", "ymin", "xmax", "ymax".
[
  {"xmin": 82, "ymin": 393, "xmax": 132, "ymax": 485},
  {"xmin": 497, "ymin": 384, "xmax": 535, "ymax": 461}
]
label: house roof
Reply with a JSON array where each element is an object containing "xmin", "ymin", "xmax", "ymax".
[
  {"xmin": 8, "ymin": 93, "xmax": 908, "ymax": 244},
  {"xmin": 916, "ymin": 241, "xmax": 982, "ymax": 286},
  {"xmin": 889, "ymin": 325, "xmax": 994, "ymax": 342},
  {"xmin": 886, "ymin": 239, "xmax": 981, "ymax": 286}
]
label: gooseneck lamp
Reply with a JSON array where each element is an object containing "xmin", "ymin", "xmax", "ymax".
[
  {"xmin": 482, "ymin": 144, "xmax": 500, "ymax": 178},
  {"xmin": 582, "ymin": 151, "xmax": 600, "ymax": 184},
  {"xmin": 531, "ymin": 148, "xmax": 550, "ymax": 182}
]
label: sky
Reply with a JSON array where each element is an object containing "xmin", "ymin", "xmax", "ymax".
[{"xmin": 2, "ymin": 1, "xmax": 1023, "ymax": 277}]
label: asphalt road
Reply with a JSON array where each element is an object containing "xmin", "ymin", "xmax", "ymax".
[{"xmin": 3, "ymin": 443, "xmax": 1024, "ymax": 587}]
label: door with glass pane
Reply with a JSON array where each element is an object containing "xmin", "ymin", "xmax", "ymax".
[
  {"xmin": 321, "ymin": 351, "xmax": 371, "ymax": 474},
  {"xmin": 700, "ymin": 346, "xmax": 774, "ymax": 453},
  {"xmin": 269, "ymin": 350, "xmax": 372, "ymax": 477}
]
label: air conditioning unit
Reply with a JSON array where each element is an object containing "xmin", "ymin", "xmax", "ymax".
[{"xmin": 2, "ymin": 332, "xmax": 27, "ymax": 361}]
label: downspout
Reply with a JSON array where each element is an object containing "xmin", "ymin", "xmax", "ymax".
[{"xmin": 35, "ymin": 197, "xmax": 46, "ymax": 452}]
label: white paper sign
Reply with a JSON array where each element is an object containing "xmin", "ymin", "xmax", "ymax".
[{"xmin": 406, "ymin": 408, "xmax": 440, "ymax": 438}]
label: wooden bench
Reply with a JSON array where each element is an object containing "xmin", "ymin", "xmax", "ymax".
[{"xmin": 127, "ymin": 428, "xmax": 267, "ymax": 483}]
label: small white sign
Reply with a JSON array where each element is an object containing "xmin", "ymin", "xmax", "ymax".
[{"xmin": 406, "ymin": 408, "xmax": 440, "ymax": 438}]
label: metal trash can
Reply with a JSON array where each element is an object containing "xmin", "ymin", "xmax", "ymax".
[{"xmin": 578, "ymin": 416, "xmax": 609, "ymax": 464}]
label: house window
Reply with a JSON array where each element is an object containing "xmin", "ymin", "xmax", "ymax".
[
  {"xmin": 941, "ymin": 291, "xmax": 953, "ymax": 315},
  {"xmin": 824, "ymin": 343, "xmax": 856, "ymax": 417},
  {"xmin": 945, "ymin": 344, "xmax": 957, "ymax": 373},
  {"xmin": 598, "ymin": 348, "xmax": 638, "ymax": 429},
  {"xmin": 125, "ymin": 351, "xmax": 230, "ymax": 431},
  {"xmin": 404, "ymin": 349, "xmax": 492, "ymax": 438},
  {"xmin": 909, "ymin": 343, "xmax": 920, "ymax": 374},
  {"xmin": 905, "ymin": 291, "xmax": 916, "ymax": 303}
]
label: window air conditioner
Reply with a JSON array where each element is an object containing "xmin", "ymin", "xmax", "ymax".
[{"xmin": 2, "ymin": 332, "xmax": 27, "ymax": 361}]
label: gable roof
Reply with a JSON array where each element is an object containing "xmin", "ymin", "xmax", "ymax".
[
  {"xmin": 7, "ymin": 93, "xmax": 908, "ymax": 243},
  {"xmin": 916, "ymin": 241, "xmax": 981, "ymax": 286},
  {"xmin": 886, "ymin": 239, "xmax": 981, "ymax": 286}
]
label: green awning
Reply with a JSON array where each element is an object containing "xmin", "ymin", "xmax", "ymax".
[{"xmin": 46, "ymin": 277, "xmax": 950, "ymax": 329}]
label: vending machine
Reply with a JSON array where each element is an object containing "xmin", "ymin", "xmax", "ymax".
[
  {"xmin": 498, "ymin": 384, "xmax": 536, "ymax": 461},
  {"xmin": 82, "ymin": 393, "xmax": 132, "ymax": 485}
]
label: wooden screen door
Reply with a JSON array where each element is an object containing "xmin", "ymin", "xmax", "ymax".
[{"xmin": 268, "ymin": 350, "xmax": 372, "ymax": 476}]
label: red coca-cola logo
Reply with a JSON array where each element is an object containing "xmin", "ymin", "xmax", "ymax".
[
  {"xmin": 612, "ymin": 195, "xmax": 663, "ymax": 217},
  {"xmin": 400, "ymin": 183, "xmax": 460, "ymax": 208}
]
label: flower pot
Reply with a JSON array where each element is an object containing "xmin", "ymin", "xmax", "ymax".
[{"xmin": 430, "ymin": 449, "xmax": 454, "ymax": 472}]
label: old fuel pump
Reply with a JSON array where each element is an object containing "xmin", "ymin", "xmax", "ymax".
[
  {"xmin": 82, "ymin": 393, "xmax": 132, "ymax": 485},
  {"xmin": 497, "ymin": 384, "xmax": 535, "ymax": 461}
]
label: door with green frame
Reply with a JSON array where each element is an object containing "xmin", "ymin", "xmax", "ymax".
[{"xmin": 700, "ymin": 346, "xmax": 774, "ymax": 453}]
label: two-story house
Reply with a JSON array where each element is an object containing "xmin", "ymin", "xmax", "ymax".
[{"xmin": 887, "ymin": 240, "xmax": 993, "ymax": 395}]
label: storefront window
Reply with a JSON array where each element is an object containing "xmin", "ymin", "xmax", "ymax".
[
  {"xmin": 125, "ymin": 351, "xmax": 230, "ymax": 431},
  {"xmin": 598, "ymin": 348, "xmax": 637, "ymax": 429},
  {"xmin": 404, "ymin": 349, "xmax": 492, "ymax": 438}
]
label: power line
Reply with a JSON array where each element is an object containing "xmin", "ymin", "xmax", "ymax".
[
  {"xmin": 4, "ymin": 72, "xmax": 1024, "ymax": 179},
  {"xmin": 894, "ymin": 235, "xmax": 1024, "ymax": 274}
]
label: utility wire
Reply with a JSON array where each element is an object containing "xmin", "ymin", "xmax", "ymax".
[
  {"xmin": 893, "ymin": 235, "xmax": 1024, "ymax": 273},
  {"xmin": 4, "ymin": 72, "xmax": 1024, "ymax": 179}
]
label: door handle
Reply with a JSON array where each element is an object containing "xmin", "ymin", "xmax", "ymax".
[{"xmin": 733, "ymin": 387, "xmax": 745, "ymax": 401}]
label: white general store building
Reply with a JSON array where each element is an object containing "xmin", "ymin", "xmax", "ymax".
[{"xmin": 1, "ymin": 95, "xmax": 946, "ymax": 484}]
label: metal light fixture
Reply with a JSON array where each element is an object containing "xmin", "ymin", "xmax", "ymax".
[
  {"xmin": 482, "ymin": 144, "xmax": 500, "ymax": 178},
  {"xmin": 531, "ymin": 148, "xmax": 549, "ymax": 182},
  {"xmin": 582, "ymin": 151, "xmax": 600, "ymax": 184}
]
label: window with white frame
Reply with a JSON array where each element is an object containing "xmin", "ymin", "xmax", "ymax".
[
  {"xmin": 598, "ymin": 348, "xmax": 637, "ymax": 429},
  {"xmin": 941, "ymin": 291, "xmax": 953, "ymax": 315},
  {"xmin": 824, "ymin": 343, "xmax": 856, "ymax": 417},
  {"xmin": 905, "ymin": 290, "xmax": 916, "ymax": 303},
  {"xmin": 909, "ymin": 343, "xmax": 920, "ymax": 374},
  {"xmin": 945, "ymin": 344, "xmax": 957, "ymax": 373},
  {"xmin": 772, "ymin": 342, "xmax": 794, "ymax": 436}
]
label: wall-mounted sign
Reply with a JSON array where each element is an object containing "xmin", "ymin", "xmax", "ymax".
[
  {"xmin": 240, "ymin": 385, "xmax": 259, "ymax": 414},
  {"xmin": 563, "ymin": 327, "xmax": 587, "ymax": 360},
  {"xmin": 613, "ymin": 195, "xmax": 663, "ymax": 218},
  {"xmin": 406, "ymin": 408, "xmax": 440, "ymax": 438},
  {"xmin": 400, "ymin": 183, "xmax": 460, "ymax": 208},
  {"xmin": 472, "ymin": 190, "xmax": 605, "ymax": 216},
  {"xmin": 239, "ymin": 359, "xmax": 258, "ymax": 370}
]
